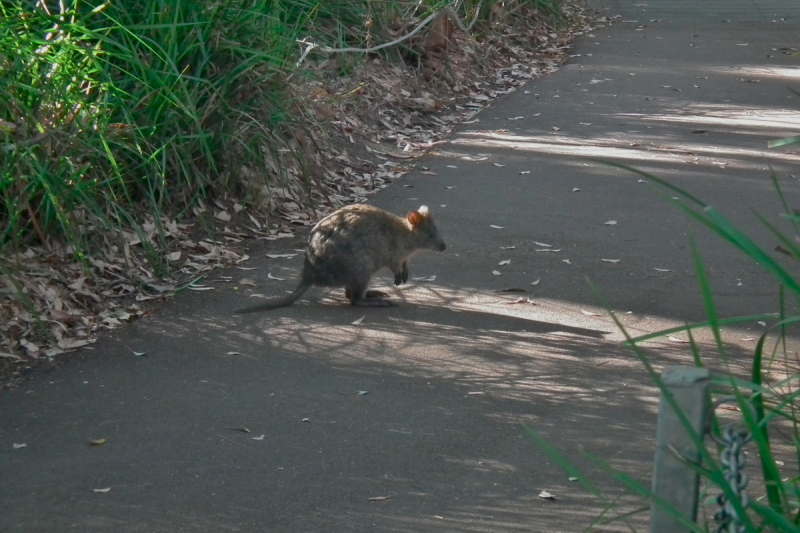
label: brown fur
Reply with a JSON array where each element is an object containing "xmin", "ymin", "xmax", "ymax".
[{"xmin": 234, "ymin": 204, "xmax": 446, "ymax": 313}]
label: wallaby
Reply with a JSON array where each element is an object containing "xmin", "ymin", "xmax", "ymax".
[{"xmin": 234, "ymin": 204, "xmax": 446, "ymax": 313}]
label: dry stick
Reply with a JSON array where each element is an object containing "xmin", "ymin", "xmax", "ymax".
[
  {"xmin": 2, "ymin": 131, "xmax": 54, "ymax": 152},
  {"xmin": 294, "ymin": 3, "xmax": 484, "ymax": 67},
  {"xmin": 214, "ymin": 433, "xmax": 246, "ymax": 448}
]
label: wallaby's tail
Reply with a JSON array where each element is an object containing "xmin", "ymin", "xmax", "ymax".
[{"xmin": 234, "ymin": 278, "xmax": 313, "ymax": 314}]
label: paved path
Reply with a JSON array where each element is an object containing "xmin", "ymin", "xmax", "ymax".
[{"xmin": 3, "ymin": 1, "xmax": 800, "ymax": 531}]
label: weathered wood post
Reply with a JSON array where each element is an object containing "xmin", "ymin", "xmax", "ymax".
[{"xmin": 650, "ymin": 366, "xmax": 711, "ymax": 533}]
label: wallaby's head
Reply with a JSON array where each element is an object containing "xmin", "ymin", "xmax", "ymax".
[{"xmin": 407, "ymin": 206, "xmax": 446, "ymax": 252}]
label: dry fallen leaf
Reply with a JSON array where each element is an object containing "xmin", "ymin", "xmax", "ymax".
[
  {"xmin": 240, "ymin": 278, "xmax": 256, "ymax": 287},
  {"xmin": 12, "ymin": 443, "xmax": 26, "ymax": 449},
  {"xmin": 519, "ymin": 171, "xmax": 531, "ymax": 175},
  {"xmin": 493, "ymin": 163, "xmax": 507, "ymax": 168},
  {"xmin": 267, "ymin": 273, "xmax": 286, "ymax": 281},
  {"xmin": 506, "ymin": 297, "xmax": 535, "ymax": 305},
  {"xmin": 498, "ymin": 260, "xmax": 511, "ymax": 266},
  {"xmin": 490, "ymin": 225, "xmax": 505, "ymax": 229},
  {"xmin": 412, "ymin": 275, "xmax": 436, "ymax": 282},
  {"xmin": 68, "ymin": 276, "xmax": 87, "ymax": 291},
  {"xmin": 601, "ymin": 259, "xmax": 621, "ymax": 263},
  {"xmin": 668, "ymin": 336, "xmax": 690, "ymax": 343},
  {"xmin": 539, "ymin": 490, "xmax": 556, "ymax": 500},
  {"xmin": 57, "ymin": 338, "xmax": 94, "ymax": 350},
  {"xmin": 562, "ymin": 259, "xmax": 572, "ymax": 264},
  {"xmin": 89, "ymin": 439, "xmax": 107, "ymax": 446},
  {"xmin": 531, "ymin": 278, "xmax": 541, "ymax": 286},
  {"xmin": 369, "ymin": 496, "xmax": 389, "ymax": 502},
  {"xmin": 216, "ymin": 211, "xmax": 231, "ymax": 222},
  {"xmin": 604, "ymin": 220, "xmax": 617, "ymax": 225},
  {"xmin": 266, "ymin": 253, "xmax": 297, "ymax": 259},
  {"xmin": 581, "ymin": 310, "xmax": 601, "ymax": 316},
  {"xmin": 654, "ymin": 268, "xmax": 672, "ymax": 272},
  {"xmin": 252, "ymin": 435, "xmax": 266, "ymax": 441},
  {"xmin": 93, "ymin": 488, "xmax": 111, "ymax": 493},
  {"xmin": 572, "ymin": 188, "xmax": 580, "ymax": 192},
  {"xmin": 351, "ymin": 316, "xmax": 366, "ymax": 326}
]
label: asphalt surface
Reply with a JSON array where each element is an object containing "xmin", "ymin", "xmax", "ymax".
[{"xmin": 4, "ymin": 1, "xmax": 800, "ymax": 531}]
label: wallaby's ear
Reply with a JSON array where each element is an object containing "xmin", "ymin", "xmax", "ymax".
[{"xmin": 407, "ymin": 210, "xmax": 424, "ymax": 227}]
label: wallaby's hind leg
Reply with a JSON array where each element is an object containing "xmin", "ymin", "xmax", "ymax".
[
  {"xmin": 354, "ymin": 296, "xmax": 395, "ymax": 307},
  {"xmin": 345, "ymin": 286, "xmax": 394, "ymax": 306},
  {"xmin": 365, "ymin": 290, "xmax": 390, "ymax": 298},
  {"xmin": 344, "ymin": 288, "xmax": 390, "ymax": 299}
]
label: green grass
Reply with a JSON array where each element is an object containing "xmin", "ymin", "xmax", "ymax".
[
  {"xmin": 1, "ymin": 0, "xmax": 305, "ymax": 259},
  {"xmin": 527, "ymin": 165, "xmax": 800, "ymax": 531},
  {"xmin": 1, "ymin": 0, "xmax": 569, "ymax": 264}
]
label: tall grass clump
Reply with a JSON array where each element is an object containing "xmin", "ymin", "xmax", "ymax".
[
  {"xmin": 1, "ymin": 0, "xmax": 318, "ymax": 260},
  {"xmin": 527, "ymin": 164, "xmax": 800, "ymax": 532}
]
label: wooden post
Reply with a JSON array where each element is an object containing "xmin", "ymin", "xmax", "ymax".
[{"xmin": 650, "ymin": 366, "xmax": 710, "ymax": 533}]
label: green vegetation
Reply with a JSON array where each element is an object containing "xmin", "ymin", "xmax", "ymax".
[
  {"xmin": 1, "ymin": 0, "xmax": 568, "ymax": 261},
  {"xmin": 528, "ymin": 165, "xmax": 800, "ymax": 532},
  {"xmin": 2, "ymin": 0, "xmax": 307, "ymax": 261}
]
